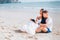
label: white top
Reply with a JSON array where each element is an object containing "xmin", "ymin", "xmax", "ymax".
[{"xmin": 46, "ymin": 16, "xmax": 53, "ymax": 31}]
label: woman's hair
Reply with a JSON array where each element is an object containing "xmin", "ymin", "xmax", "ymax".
[
  {"xmin": 41, "ymin": 9, "xmax": 44, "ymax": 11},
  {"xmin": 40, "ymin": 9, "xmax": 44, "ymax": 15},
  {"xmin": 42, "ymin": 10, "xmax": 48, "ymax": 18},
  {"xmin": 30, "ymin": 19, "xmax": 35, "ymax": 23},
  {"xmin": 43, "ymin": 10, "xmax": 48, "ymax": 13}
]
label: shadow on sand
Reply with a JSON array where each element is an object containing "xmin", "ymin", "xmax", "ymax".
[{"xmin": 14, "ymin": 30, "xmax": 26, "ymax": 33}]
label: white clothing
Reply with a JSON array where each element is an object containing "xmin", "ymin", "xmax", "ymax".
[
  {"xmin": 19, "ymin": 21, "xmax": 38, "ymax": 35},
  {"xmin": 19, "ymin": 16, "xmax": 53, "ymax": 35}
]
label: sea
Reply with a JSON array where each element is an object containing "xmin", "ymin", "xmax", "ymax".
[{"xmin": 0, "ymin": 1, "xmax": 60, "ymax": 10}]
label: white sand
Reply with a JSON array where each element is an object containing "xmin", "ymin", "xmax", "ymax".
[{"xmin": 0, "ymin": 8, "xmax": 60, "ymax": 40}]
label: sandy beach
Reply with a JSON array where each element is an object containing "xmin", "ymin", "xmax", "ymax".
[{"xmin": 0, "ymin": 7, "xmax": 60, "ymax": 40}]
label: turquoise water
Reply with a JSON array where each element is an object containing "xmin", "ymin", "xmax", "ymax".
[{"xmin": 0, "ymin": 1, "xmax": 60, "ymax": 10}]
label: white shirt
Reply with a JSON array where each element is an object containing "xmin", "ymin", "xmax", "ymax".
[{"xmin": 46, "ymin": 16, "xmax": 53, "ymax": 31}]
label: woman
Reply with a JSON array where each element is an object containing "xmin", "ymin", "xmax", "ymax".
[
  {"xmin": 36, "ymin": 10, "xmax": 53, "ymax": 33},
  {"xmin": 36, "ymin": 9, "xmax": 44, "ymax": 25}
]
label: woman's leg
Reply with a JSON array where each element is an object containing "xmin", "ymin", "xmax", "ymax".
[
  {"xmin": 35, "ymin": 26, "xmax": 44, "ymax": 32},
  {"xmin": 36, "ymin": 24, "xmax": 47, "ymax": 33},
  {"xmin": 40, "ymin": 24, "xmax": 48, "ymax": 32}
]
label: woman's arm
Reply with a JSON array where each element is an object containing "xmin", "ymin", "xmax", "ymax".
[{"xmin": 36, "ymin": 16, "xmax": 39, "ymax": 22}]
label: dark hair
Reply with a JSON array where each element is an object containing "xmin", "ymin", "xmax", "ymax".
[
  {"xmin": 31, "ymin": 19, "xmax": 35, "ymax": 23},
  {"xmin": 42, "ymin": 10, "xmax": 48, "ymax": 19},
  {"xmin": 40, "ymin": 9, "xmax": 44, "ymax": 11},
  {"xmin": 43, "ymin": 10, "xmax": 48, "ymax": 13}
]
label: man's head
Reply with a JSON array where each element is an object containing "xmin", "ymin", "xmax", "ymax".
[{"xmin": 42, "ymin": 10, "xmax": 48, "ymax": 18}]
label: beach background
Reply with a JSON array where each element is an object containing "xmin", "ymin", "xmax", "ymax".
[{"xmin": 0, "ymin": 1, "xmax": 60, "ymax": 40}]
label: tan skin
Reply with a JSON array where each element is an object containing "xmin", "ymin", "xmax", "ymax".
[{"xmin": 35, "ymin": 11, "xmax": 48, "ymax": 33}]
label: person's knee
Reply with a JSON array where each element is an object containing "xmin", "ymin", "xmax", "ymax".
[{"xmin": 41, "ymin": 28, "xmax": 47, "ymax": 32}]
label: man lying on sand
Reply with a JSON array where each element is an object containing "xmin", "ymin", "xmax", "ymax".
[{"xmin": 18, "ymin": 9, "xmax": 53, "ymax": 35}]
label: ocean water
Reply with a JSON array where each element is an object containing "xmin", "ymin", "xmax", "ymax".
[{"xmin": 0, "ymin": 1, "xmax": 60, "ymax": 10}]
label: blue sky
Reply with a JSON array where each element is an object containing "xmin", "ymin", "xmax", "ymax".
[{"xmin": 19, "ymin": 0, "xmax": 60, "ymax": 2}]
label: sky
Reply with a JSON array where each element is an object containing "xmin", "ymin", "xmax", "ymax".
[{"xmin": 19, "ymin": 0, "xmax": 60, "ymax": 2}]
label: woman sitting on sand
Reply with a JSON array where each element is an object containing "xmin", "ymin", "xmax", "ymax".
[
  {"xmin": 35, "ymin": 9, "xmax": 53, "ymax": 33},
  {"xmin": 19, "ymin": 9, "xmax": 53, "ymax": 35}
]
